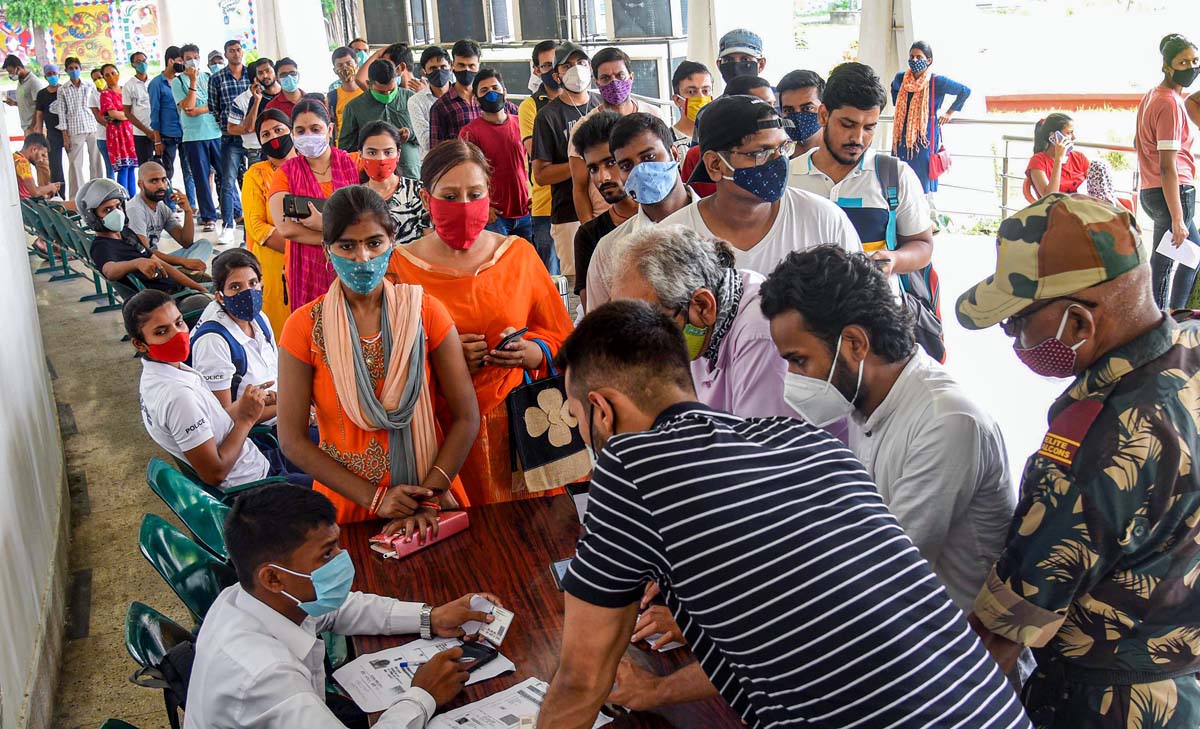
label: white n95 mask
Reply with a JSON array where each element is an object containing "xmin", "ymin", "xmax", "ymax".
[{"xmin": 782, "ymin": 335, "xmax": 862, "ymax": 427}]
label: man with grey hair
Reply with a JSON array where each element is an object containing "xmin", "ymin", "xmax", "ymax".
[
  {"xmin": 609, "ymin": 224, "xmax": 794, "ymax": 419},
  {"xmin": 127, "ymin": 160, "xmax": 214, "ymax": 267}
]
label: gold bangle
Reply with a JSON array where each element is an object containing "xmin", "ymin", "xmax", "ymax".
[{"xmin": 431, "ymin": 465, "xmax": 453, "ymax": 487}]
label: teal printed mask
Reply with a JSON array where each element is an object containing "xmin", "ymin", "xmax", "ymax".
[{"xmin": 330, "ymin": 248, "xmax": 393, "ymax": 295}]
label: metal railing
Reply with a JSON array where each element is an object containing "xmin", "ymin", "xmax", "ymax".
[{"xmin": 999, "ymin": 134, "xmax": 1139, "ymax": 216}]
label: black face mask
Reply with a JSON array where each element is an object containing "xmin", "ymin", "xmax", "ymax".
[
  {"xmin": 718, "ymin": 59, "xmax": 758, "ymax": 83},
  {"xmin": 171, "ymin": 62, "xmax": 186, "ymax": 74},
  {"xmin": 1172, "ymin": 66, "xmax": 1200, "ymax": 89},
  {"xmin": 479, "ymin": 91, "xmax": 506, "ymax": 113},
  {"xmin": 454, "ymin": 69, "xmax": 477, "ymax": 88},
  {"xmin": 261, "ymin": 134, "xmax": 294, "ymax": 160},
  {"xmin": 540, "ymin": 70, "xmax": 561, "ymax": 92}
]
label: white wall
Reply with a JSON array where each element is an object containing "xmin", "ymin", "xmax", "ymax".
[{"xmin": 0, "ymin": 110, "xmax": 68, "ymax": 728}]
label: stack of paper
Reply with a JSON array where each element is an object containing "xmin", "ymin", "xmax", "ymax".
[
  {"xmin": 429, "ymin": 677, "xmax": 614, "ymax": 728},
  {"xmin": 332, "ymin": 638, "xmax": 515, "ymax": 713},
  {"xmin": 1156, "ymin": 230, "xmax": 1200, "ymax": 270}
]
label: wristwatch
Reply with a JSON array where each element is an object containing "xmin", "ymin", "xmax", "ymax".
[{"xmin": 419, "ymin": 603, "xmax": 433, "ymax": 640}]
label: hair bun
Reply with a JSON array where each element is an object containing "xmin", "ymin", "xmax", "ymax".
[{"xmin": 1161, "ymin": 33, "xmax": 1188, "ymax": 52}]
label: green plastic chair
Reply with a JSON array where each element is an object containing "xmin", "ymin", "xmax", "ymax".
[
  {"xmin": 124, "ymin": 601, "xmax": 193, "ymax": 729},
  {"xmin": 29, "ymin": 200, "xmax": 83, "ymax": 282},
  {"xmin": 167, "ymin": 454, "xmax": 285, "ymax": 507},
  {"xmin": 146, "ymin": 458, "xmax": 232, "ymax": 560},
  {"xmin": 137, "ymin": 514, "xmax": 237, "ymax": 624}
]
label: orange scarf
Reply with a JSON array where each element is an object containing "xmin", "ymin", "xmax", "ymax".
[{"xmin": 893, "ymin": 69, "xmax": 931, "ymax": 154}]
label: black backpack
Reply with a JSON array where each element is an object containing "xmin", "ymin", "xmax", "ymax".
[{"xmin": 129, "ymin": 639, "xmax": 195, "ymax": 729}]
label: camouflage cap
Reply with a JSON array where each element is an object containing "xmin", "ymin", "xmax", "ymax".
[{"xmin": 956, "ymin": 193, "xmax": 1146, "ymax": 330}]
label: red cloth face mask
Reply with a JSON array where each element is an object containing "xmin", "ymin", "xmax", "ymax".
[
  {"xmin": 429, "ymin": 196, "xmax": 491, "ymax": 251},
  {"xmin": 1013, "ymin": 305, "xmax": 1085, "ymax": 379},
  {"xmin": 146, "ymin": 329, "xmax": 191, "ymax": 363},
  {"xmin": 362, "ymin": 157, "xmax": 399, "ymax": 182}
]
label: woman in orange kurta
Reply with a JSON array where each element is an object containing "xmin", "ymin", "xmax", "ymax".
[
  {"xmin": 277, "ymin": 185, "xmax": 480, "ymax": 531},
  {"xmin": 387, "ymin": 139, "xmax": 574, "ymax": 506},
  {"xmin": 241, "ymin": 108, "xmax": 295, "ymax": 333}
]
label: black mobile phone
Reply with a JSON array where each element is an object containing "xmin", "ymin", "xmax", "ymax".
[
  {"xmin": 459, "ymin": 640, "xmax": 500, "ymax": 672},
  {"xmin": 495, "ymin": 327, "xmax": 529, "ymax": 351},
  {"xmin": 283, "ymin": 194, "xmax": 325, "ymax": 219},
  {"xmin": 550, "ymin": 557, "xmax": 572, "ymax": 591}
]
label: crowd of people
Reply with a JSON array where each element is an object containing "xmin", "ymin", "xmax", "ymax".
[{"xmin": 14, "ymin": 22, "xmax": 1200, "ymax": 729}]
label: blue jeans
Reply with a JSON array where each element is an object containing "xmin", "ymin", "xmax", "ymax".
[
  {"xmin": 96, "ymin": 139, "xmax": 115, "ymax": 179},
  {"xmin": 159, "ymin": 135, "xmax": 197, "ymax": 210},
  {"xmin": 219, "ymin": 136, "xmax": 246, "ymax": 227},
  {"xmin": 486, "ymin": 213, "xmax": 535, "ymax": 242},
  {"xmin": 183, "ymin": 138, "xmax": 221, "ymax": 223},
  {"xmin": 1142, "ymin": 185, "xmax": 1200, "ymax": 309},
  {"xmin": 530, "ymin": 215, "xmax": 559, "ymax": 274}
]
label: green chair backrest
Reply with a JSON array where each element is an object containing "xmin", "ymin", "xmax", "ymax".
[
  {"xmin": 123, "ymin": 600, "xmax": 193, "ymax": 669},
  {"xmin": 137, "ymin": 514, "xmax": 237, "ymax": 624},
  {"xmin": 147, "ymin": 458, "xmax": 231, "ymax": 560}
]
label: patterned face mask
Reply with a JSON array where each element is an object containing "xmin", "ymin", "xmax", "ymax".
[
  {"xmin": 221, "ymin": 288, "xmax": 263, "ymax": 322},
  {"xmin": 909, "ymin": 58, "xmax": 929, "ymax": 75},
  {"xmin": 719, "ymin": 154, "xmax": 789, "ymax": 203},
  {"xmin": 786, "ymin": 111, "xmax": 821, "ymax": 143},
  {"xmin": 1014, "ymin": 305, "xmax": 1086, "ymax": 379}
]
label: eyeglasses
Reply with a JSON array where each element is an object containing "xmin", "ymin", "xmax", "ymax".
[
  {"xmin": 723, "ymin": 140, "xmax": 795, "ymax": 166},
  {"xmin": 535, "ymin": 61, "xmax": 554, "ymax": 72},
  {"xmin": 1000, "ymin": 296, "xmax": 1097, "ymax": 337}
]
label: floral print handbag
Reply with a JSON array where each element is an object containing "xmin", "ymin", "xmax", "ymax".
[{"xmin": 506, "ymin": 339, "xmax": 592, "ymax": 493}]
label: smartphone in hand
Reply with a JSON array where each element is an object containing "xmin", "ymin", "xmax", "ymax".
[{"xmin": 495, "ymin": 327, "xmax": 529, "ymax": 352}]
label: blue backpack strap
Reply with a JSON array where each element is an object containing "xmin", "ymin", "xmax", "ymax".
[
  {"xmin": 189, "ymin": 321, "xmax": 248, "ymax": 400},
  {"xmin": 254, "ymin": 312, "xmax": 274, "ymax": 346},
  {"xmin": 874, "ymin": 153, "xmax": 901, "ymax": 252}
]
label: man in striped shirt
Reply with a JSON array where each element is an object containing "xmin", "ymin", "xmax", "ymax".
[{"xmin": 540, "ymin": 300, "xmax": 1031, "ymax": 729}]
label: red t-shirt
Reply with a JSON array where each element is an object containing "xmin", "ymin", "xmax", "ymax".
[
  {"xmin": 460, "ymin": 114, "xmax": 531, "ymax": 219},
  {"xmin": 681, "ymin": 145, "xmax": 716, "ymax": 198},
  {"xmin": 1026, "ymin": 150, "xmax": 1089, "ymax": 194},
  {"xmin": 264, "ymin": 93, "xmax": 298, "ymax": 120}
]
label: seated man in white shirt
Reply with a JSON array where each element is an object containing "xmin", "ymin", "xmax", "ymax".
[
  {"xmin": 761, "ymin": 245, "xmax": 1015, "ymax": 612},
  {"xmin": 664, "ymin": 95, "xmax": 860, "ymax": 278},
  {"xmin": 186, "ymin": 484, "xmax": 503, "ymax": 728},
  {"xmin": 127, "ymin": 160, "xmax": 214, "ymax": 265}
]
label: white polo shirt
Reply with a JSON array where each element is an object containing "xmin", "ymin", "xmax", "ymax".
[
  {"xmin": 660, "ymin": 187, "xmax": 862, "ymax": 278},
  {"xmin": 192, "ymin": 300, "xmax": 278, "ymax": 392},
  {"xmin": 139, "ymin": 359, "xmax": 270, "ymax": 491},
  {"xmin": 788, "ymin": 147, "xmax": 930, "ymax": 253},
  {"xmin": 847, "ymin": 350, "xmax": 1015, "ymax": 612}
]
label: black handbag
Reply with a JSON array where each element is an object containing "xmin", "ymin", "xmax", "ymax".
[{"xmin": 506, "ymin": 339, "xmax": 591, "ymax": 492}]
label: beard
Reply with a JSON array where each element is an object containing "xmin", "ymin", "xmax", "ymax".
[
  {"xmin": 598, "ymin": 184, "xmax": 628, "ymax": 205},
  {"xmin": 830, "ymin": 354, "xmax": 864, "ymax": 408},
  {"xmin": 824, "ymin": 126, "xmax": 864, "ymax": 167}
]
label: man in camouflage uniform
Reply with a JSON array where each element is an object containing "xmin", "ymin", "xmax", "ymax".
[{"xmin": 957, "ymin": 193, "xmax": 1200, "ymax": 729}]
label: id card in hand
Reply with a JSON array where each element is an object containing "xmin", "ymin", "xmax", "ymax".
[{"xmin": 462, "ymin": 594, "xmax": 515, "ymax": 647}]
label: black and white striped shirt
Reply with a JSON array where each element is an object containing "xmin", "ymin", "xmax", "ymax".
[{"xmin": 563, "ymin": 403, "xmax": 1031, "ymax": 729}]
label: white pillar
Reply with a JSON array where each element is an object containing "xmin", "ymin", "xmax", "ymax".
[
  {"xmin": 257, "ymin": 0, "xmax": 336, "ymax": 93},
  {"xmin": 858, "ymin": 0, "xmax": 914, "ymax": 84}
]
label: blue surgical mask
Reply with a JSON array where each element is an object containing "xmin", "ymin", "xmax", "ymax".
[
  {"xmin": 221, "ymin": 288, "xmax": 263, "ymax": 322},
  {"xmin": 279, "ymin": 74, "xmax": 300, "ymax": 93},
  {"xmin": 354, "ymin": 50, "xmax": 368, "ymax": 66},
  {"xmin": 67, "ymin": 69, "xmax": 81, "ymax": 81},
  {"xmin": 209, "ymin": 64, "xmax": 222, "ymax": 75},
  {"xmin": 624, "ymin": 160, "xmax": 679, "ymax": 205},
  {"xmin": 46, "ymin": 75, "xmax": 59, "ymax": 86},
  {"xmin": 786, "ymin": 111, "xmax": 821, "ymax": 143},
  {"xmin": 909, "ymin": 58, "xmax": 929, "ymax": 75},
  {"xmin": 720, "ymin": 154, "xmax": 789, "ymax": 203},
  {"xmin": 102, "ymin": 208, "xmax": 125, "ymax": 232},
  {"xmin": 133, "ymin": 62, "xmax": 148, "ymax": 75},
  {"xmin": 273, "ymin": 551, "xmax": 355, "ymax": 617},
  {"xmin": 330, "ymin": 247, "xmax": 393, "ymax": 295}
]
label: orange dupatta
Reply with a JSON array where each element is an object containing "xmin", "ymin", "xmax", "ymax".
[{"xmin": 892, "ymin": 69, "xmax": 931, "ymax": 154}]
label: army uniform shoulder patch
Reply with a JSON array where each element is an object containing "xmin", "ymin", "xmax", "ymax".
[{"xmin": 1038, "ymin": 398, "xmax": 1104, "ymax": 467}]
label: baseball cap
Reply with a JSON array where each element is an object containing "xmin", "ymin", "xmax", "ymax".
[
  {"xmin": 719, "ymin": 29, "xmax": 764, "ymax": 59},
  {"xmin": 553, "ymin": 41, "xmax": 587, "ymax": 69},
  {"xmin": 42, "ymin": 63, "xmax": 59, "ymax": 76},
  {"xmin": 956, "ymin": 193, "xmax": 1146, "ymax": 331},
  {"xmin": 208, "ymin": 50, "xmax": 224, "ymax": 63},
  {"xmin": 686, "ymin": 95, "xmax": 792, "ymax": 184}
]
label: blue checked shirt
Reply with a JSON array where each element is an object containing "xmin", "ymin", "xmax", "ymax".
[{"xmin": 208, "ymin": 66, "xmax": 252, "ymax": 133}]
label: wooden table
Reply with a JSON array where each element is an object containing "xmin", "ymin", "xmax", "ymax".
[{"xmin": 343, "ymin": 496, "xmax": 743, "ymax": 728}]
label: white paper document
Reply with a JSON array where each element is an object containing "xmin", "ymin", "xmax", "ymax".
[
  {"xmin": 429, "ymin": 677, "xmax": 614, "ymax": 728},
  {"xmin": 332, "ymin": 638, "xmax": 515, "ymax": 713},
  {"xmin": 1156, "ymin": 229, "xmax": 1200, "ymax": 270}
]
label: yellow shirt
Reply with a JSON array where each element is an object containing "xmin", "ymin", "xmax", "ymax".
[
  {"xmin": 335, "ymin": 86, "xmax": 364, "ymax": 147},
  {"xmin": 241, "ymin": 159, "xmax": 290, "ymax": 332},
  {"xmin": 519, "ymin": 96, "xmax": 552, "ymax": 218}
]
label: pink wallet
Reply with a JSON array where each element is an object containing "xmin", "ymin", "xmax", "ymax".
[{"xmin": 369, "ymin": 510, "xmax": 470, "ymax": 560}]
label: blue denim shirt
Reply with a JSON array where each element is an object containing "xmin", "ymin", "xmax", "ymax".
[{"xmin": 149, "ymin": 74, "xmax": 183, "ymax": 138}]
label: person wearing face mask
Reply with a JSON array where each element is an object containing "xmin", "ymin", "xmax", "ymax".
[
  {"xmin": 387, "ymin": 140, "xmax": 574, "ymax": 505},
  {"xmin": 664, "ymin": 95, "xmax": 860, "ymax": 278},
  {"xmin": 265, "ymin": 57, "xmax": 304, "ymax": 118},
  {"xmin": 58, "ymin": 56, "xmax": 103, "ymax": 198},
  {"xmin": 1138, "ymin": 33, "xmax": 1200, "ymax": 310},
  {"xmin": 172, "ymin": 43, "xmax": 224, "ymax": 234},
  {"xmin": 678, "ymin": 75, "xmax": 775, "ymax": 199},
  {"xmin": 357, "ymin": 120, "xmax": 430, "ymax": 244},
  {"xmin": 762, "ymin": 245, "xmax": 1011, "ymax": 615},
  {"xmin": 531, "ymin": 41, "xmax": 602, "ymax": 276},
  {"xmin": 186, "ymin": 485, "xmax": 503, "ymax": 728},
  {"xmin": 890, "ymin": 41, "xmax": 971, "ymax": 198},
  {"xmin": 409, "ymin": 46, "xmax": 453, "ymax": 171},
  {"xmin": 98, "ymin": 63, "xmax": 138, "ymax": 195},
  {"xmin": 326, "ymin": 47, "xmax": 363, "ymax": 149},
  {"xmin": 459, "ymin": 69, "xmax": 529, "ymax": 240},
  {"xmin": 277, "ymin": 185, "xmax": 479, "ymax": 529},
  {"xmin": 209, "ymin": 39, "xmax": 251, "ymax": 244},
  {"xmin": 428, "ymin": 39, "xmax": 485, "ymax": 146},
  {"xmin": 228, "ymin": 58, "xmax": 280, "ymax": 163},
  {"xmin": 777, "ymin": 69, "xmax": 824, "ymax": 159},
  {"xmin": 242, "ymin": 109, "xmax": 296, "ymax": 332},
  {"xmin": 88, "ymin": 67, "xmax": 117, "ymax": 183},
  {"xmin": 268, "ymin": 99, "xmax": 361, "ymax": 309},
  {"xmin": 32, "ymin": 63, "xmax": 66, "ymax": 188},
  {"xmin": 715, "ymin": 29, "xmax": 767, "ymax": 86},
  {"xmin": 5, "ymin": 54, "xmax": 48, "ymax": 185},
  {"xmin": 338, "ymin": 59, "xmax": 419, "ymax": 179},
  {"xmin": 585, "ymin": 112, "xmax": 697, "ymax": 312},
  {"xmin": 122, "ymin": 51, "xmax": 155, "ymax": 165},
  {"xmin": 207, "ymin": 50, "xmax": 225, "ymax": 76},
  {"xmin": 538, "ymin": 299, "xmax": 1032, "ymax": 729},
  {"xmin": 190, "ymin": 249, "xmax": 282, "ymax": 427},
  {"xmin": 126, "ymin": 161, "xmax": 214, "ymax": 270},
  {"xmin": 78, "ymin": 177, "xmax": 211, "ymax": 302},
  {"xmin": 567, "ymin": 47, "xmax": 664, "ymax": 225},
  {"xmin": 571, "ymin": 111, "xmax": 638, "ymax": 309},
  {"xmin": 957, "ymin": 193, "xmax": 1200, "ymax": 729},
  {"xmin": 150, "ymin": 46, "xmax": 198, "ymax": 212},
  {"xmin": 668, "ymin": 60, "xmax": 712, "ymax": 156},
  {"xmin": 518, "ymin": 40, "xmax": 563, "ymax": 272}
]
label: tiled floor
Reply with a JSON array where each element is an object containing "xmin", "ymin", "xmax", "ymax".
[{"xmin": 32, "ymin": 230, "xmax": 241, "ymax": 729}]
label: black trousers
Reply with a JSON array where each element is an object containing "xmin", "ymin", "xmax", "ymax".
[{"xmin": 134, "ymin": 135, "xmax": 155, "ymax": 166}]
